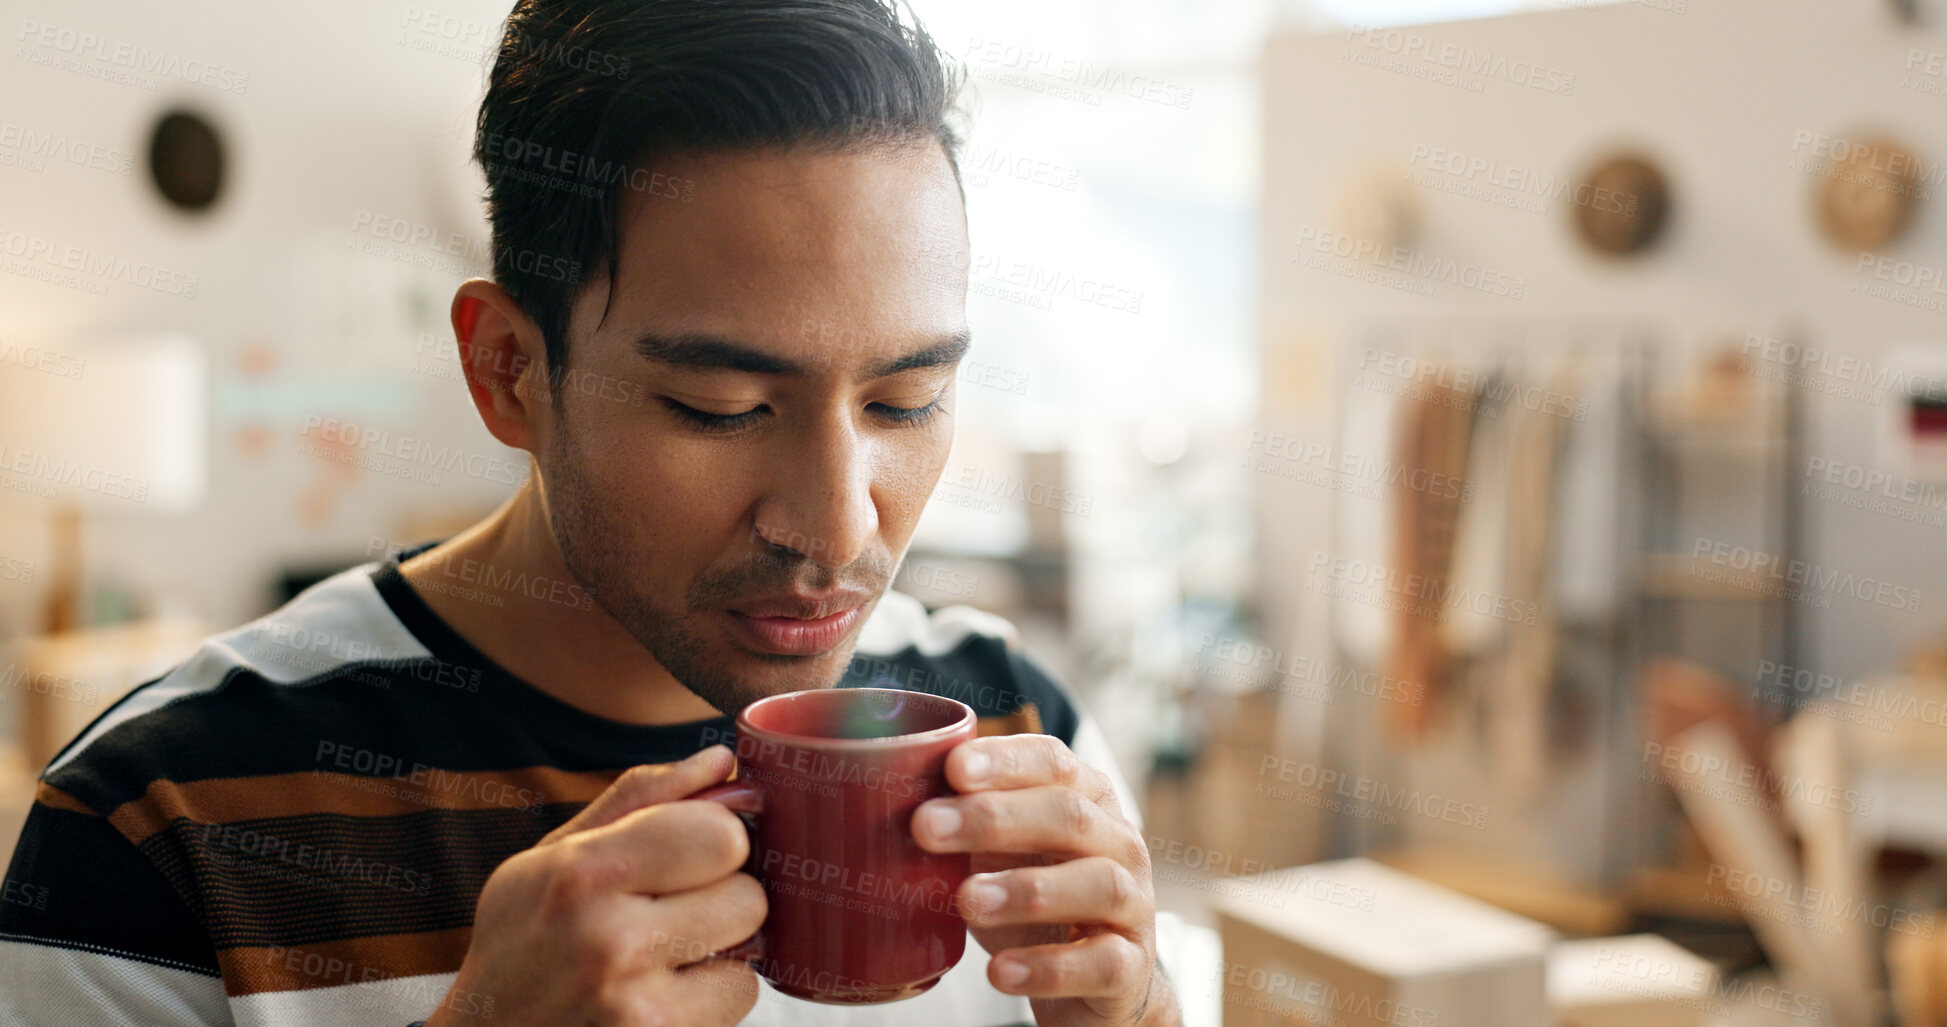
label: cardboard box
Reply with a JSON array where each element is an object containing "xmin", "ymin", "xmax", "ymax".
[
  {"xmin": 1549, "ymin": 934, "xmax": 1719, "ymax": 1027},
  {"xmin": 1210, "ymin": 858, "xmax": 1554, "ymax": 1027}
]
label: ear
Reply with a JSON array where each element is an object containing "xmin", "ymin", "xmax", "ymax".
[{"xmin": 451, "ymin": 279, "xmax": 550, "ymax": 453}]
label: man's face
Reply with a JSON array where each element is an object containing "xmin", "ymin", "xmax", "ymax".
[{"xmin": 537, "ymin": 142, "xmax": 968, "ymax": 716}]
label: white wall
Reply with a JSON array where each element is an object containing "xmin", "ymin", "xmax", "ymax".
[
  {"xmin": 0, "ymin": 0, "xmax": 546, "ymax": 635},
  {"xmin": 1263, "ymin": 0, "xmax": 1947, "ymax": 708},
  {"xmin": 1256, "ymin": 0, "xmax": 1947, "ymax": 875}
]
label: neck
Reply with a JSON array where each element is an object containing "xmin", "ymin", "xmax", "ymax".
[{"xmin": 397, "ymin": 478, "xmax": 725, "ymax": 726}]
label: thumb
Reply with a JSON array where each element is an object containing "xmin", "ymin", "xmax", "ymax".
[{"xmin": 541, "ymin": 744, "xmax": 735, "ymax": 844}]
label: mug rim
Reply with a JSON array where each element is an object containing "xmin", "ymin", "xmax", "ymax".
[{"xmin": 735, "ymin": 686, "xmax": 975, "ymax": 750}]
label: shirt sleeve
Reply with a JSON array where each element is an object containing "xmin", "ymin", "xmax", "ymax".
[
  {"xmin": 1070, "ymin": 710, "xmax": 1143, "ymax": 834},
  {"xmin": 0, "ymin": 783, "xmax": 232, "ymax": 1025}
]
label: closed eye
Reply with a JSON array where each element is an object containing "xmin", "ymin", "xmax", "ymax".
[
  {"xmin": 660, "ymin": 397, "xmax": 945, "ymax": 432},
  {"xmin": 661, "ymin": 398, "xmax": 766, "ymax": 432},
  {"xmin": 870, "ymin": 398, "xmax": 944, "ymax": 426}
]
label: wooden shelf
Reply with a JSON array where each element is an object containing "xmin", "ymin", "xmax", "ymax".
[{"xmin": 1640, "ymin": 554, "xmax": 1793, "ymax": 602}]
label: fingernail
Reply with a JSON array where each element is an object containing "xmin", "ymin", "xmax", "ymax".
[
  {"xmin": 921, "ymin": 802, "xmax": 962, "ymax": 840},
  {"xmin": 994, "ymin": 958, "xmax": 1028, "ymax": 989},
  {"xmin": 972, "ymin": 877, "xmax": 1006, "ymax": 917},
  {"xmin": 962, "ymin": 749, "xmax": 990, "ymax": 784}
]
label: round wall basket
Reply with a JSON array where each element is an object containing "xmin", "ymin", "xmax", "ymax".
[
  {"xmin": 1570, "ymin": 152, "xmax": 1670, "ymax": 258},
  {"xmin": 147, "ymin": 108, "xmax": 226, "ymax": 214},
  {"xmin": 1814, "ymin": 134, "xmax": 1920, "ymax": 252}
]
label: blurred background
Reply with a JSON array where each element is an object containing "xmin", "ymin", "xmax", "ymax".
[{"xmin": 6, "ymin": 0, "xmax": 1947, "ymax": 1023}]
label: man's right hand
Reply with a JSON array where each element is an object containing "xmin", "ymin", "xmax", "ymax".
[{"xmin": 426, "ymin": 745, "xmax": 766, "ymax": 1026}]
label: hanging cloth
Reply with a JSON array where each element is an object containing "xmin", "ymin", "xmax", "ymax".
[
  {"xmin": 1383, "ymin": 369, "xmax": 1481, "ymax": 740},
  {"xmin": 1486, "ymin": 357, "xmax": 1575, "ymax": 796}
]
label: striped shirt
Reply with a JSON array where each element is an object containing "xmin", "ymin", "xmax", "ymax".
[{"xmin": 0, "ymin": 543, "xmax": 1134, "ymax": 1026}]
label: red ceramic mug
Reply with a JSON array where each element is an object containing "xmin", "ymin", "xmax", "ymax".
[{"xmin": 693, "ymin": 686, "xmax": 977, "ymax": 1004}]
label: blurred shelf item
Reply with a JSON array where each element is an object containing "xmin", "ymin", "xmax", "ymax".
[
  {"xmin": 1889, "ymin": 916, "xmax": 1947, "ymax": 1027},
  {"xmin": 1625, "ymin": 863, "xmax": 1752, "ymax": 925},
  {"xmin": 1787, "ymin": 676, "xmax": 1947, "ymax": 853},
  {"xmin": 1664, "ymin": 719, "xmax": 1883, "ymax": 1026},
  {"xmin": 1638, "ymin": 411, "xmax": 1786, "ymax": 453},
  {"xmin": 1639, "ymin": 554, "xmax": 1802, "ymax": 602},
  {"xmin": 1143, "ymin": 690, "xmax": 1309, "ymax": 874},
  {"xmin": 893, "ymin": 549, "xmax": 1026, "ymax": 618},
  {"xmin": 1646, "ymin": 350, "xmax": 1783, "ymax": 432},
  {"xmin": 1638, "ymin": 343, "xmax": 1801, "ymax": 670}
]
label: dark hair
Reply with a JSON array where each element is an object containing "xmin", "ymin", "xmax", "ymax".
[{"xmin": 472, "ymin": 0, "xmax": 966, "ymax": 383}]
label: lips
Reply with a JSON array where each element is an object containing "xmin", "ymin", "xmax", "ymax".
[
  {"xmin": 726, "ymin": 591, "xmax": 872, "ymax": 656},
  {"xmin": 729, "ymin": 592, "xmax": 868, "ymax": 620}
]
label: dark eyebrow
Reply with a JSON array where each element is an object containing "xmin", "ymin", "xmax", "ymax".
[
  {"xmin": 864, "ymin": 330, "xmax": 970, "ymax": 378},
  {"xmin": 630, "ymin": 329, "xmax": 971, "ymax": 380},
  {"xmin": 631, "ymin": 332, "xmax": 805, "ymax": 375}
]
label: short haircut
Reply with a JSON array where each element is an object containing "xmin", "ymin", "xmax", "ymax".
[{"xmin": 472, "ymin": 0, "xmax": 966, "ymax": 384}]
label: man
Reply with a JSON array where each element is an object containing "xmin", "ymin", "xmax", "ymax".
[{"xmin": 0, "ymin": 1, "xmax": 1181, "ymax": 1024}]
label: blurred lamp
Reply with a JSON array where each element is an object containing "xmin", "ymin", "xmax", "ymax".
[
  {"xmin": 0, "ymin": 331, "xmax": 206, "ymax": 623},
  {"xmin": 0, "ymin": 332, "xmax": 205, "ymax": 764}
]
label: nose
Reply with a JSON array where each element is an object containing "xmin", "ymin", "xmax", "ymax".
[{"xmin": 751, "ymin": 412, "xmax": 878, "ymax": 571}]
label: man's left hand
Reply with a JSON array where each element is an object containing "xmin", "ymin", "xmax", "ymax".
[{"xmin": 912, "ymin": 734, "xmax": 1179, "ymax": 1027}]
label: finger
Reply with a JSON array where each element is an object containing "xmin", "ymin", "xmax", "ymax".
[
  {"xmin": 913, "ymin": 785, "xmax": 1141, "ymax": 861},
  {"xmin": 987, "ymin": 932, "xmax": 1152, "ymax": 1001},
  {"xmin": 947, "ymin": 735, "xmax": 1113, "ymax": 801},
  {"xmin": 594, "ymin": 956, "xmax": 760, "ymax": 1027},
  {"xmin": 960, "ymin": 857, "xmax": 1148, "ymax": 932},
  {"xmin": 635, "ymin": 872, "xmax": 768, "ymax": 969},
  {"xmin": 660, "ymin": 954, "xmax": 763, "ymax": 1026},
  {"xmin": 542, "ymin": 745, "xmax": 735, "ymax": 844},
  {"xmin": 561, "ymin": 797, "xmax": 751, "ymax": 897}
]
